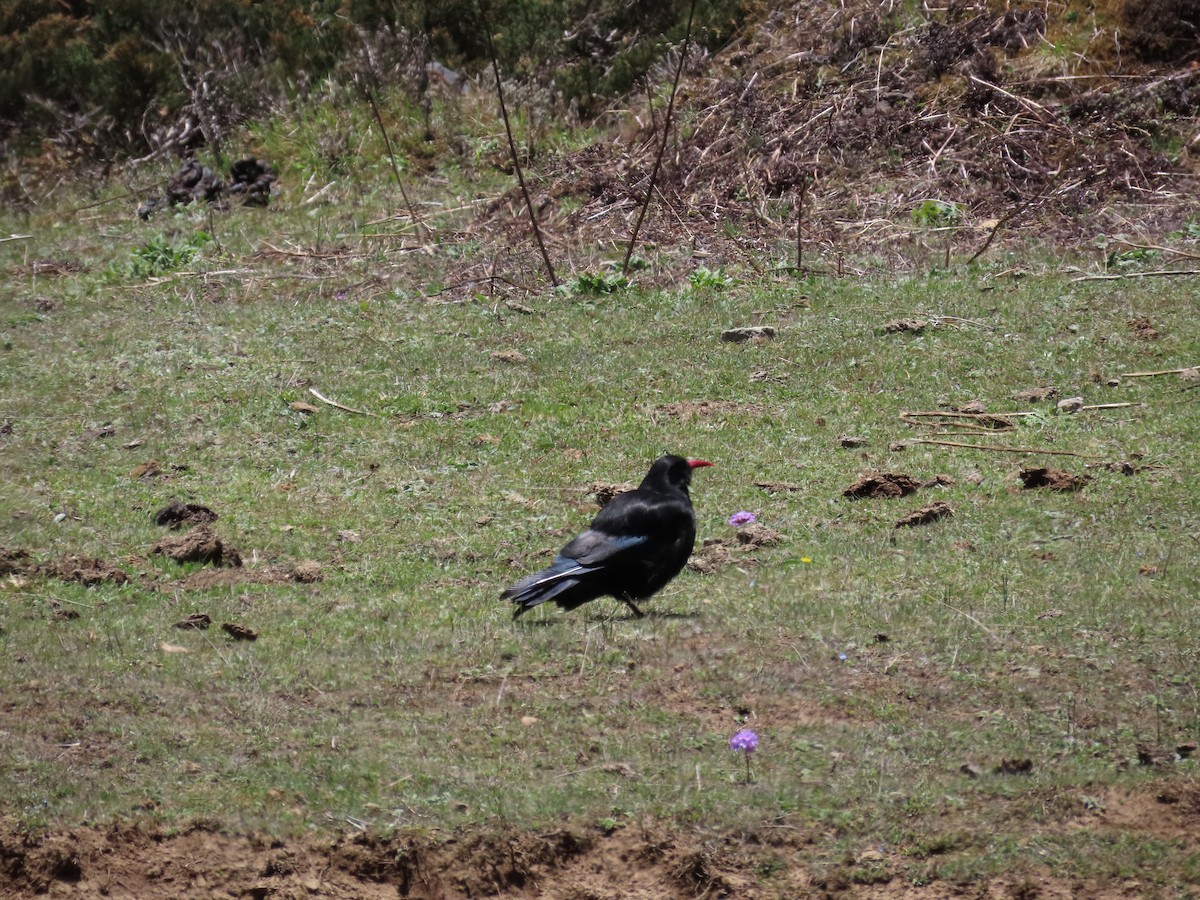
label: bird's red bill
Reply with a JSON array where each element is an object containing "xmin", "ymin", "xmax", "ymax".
[{"xmin": 687, "ymin": 458, "xmax": 714, "ymax": 469}]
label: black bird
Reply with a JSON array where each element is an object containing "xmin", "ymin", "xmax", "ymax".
[{"xmin": 502, "ymin": 455, "xmax": 713, "ymax": 619}]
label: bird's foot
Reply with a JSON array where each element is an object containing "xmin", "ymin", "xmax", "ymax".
[{"xmin": 623, "ymin": 599, "xmax": 646, "ymax": 618}]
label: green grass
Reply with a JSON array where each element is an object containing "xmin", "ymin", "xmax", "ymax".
[{"xmin": 1, "ymin": 164, "xmax": 1199, "ymax": 892}]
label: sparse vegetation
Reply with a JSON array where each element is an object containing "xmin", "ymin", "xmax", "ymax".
[{"xmin": 1, "ymin": 1, "xmax": 1199, "ymax": 897}]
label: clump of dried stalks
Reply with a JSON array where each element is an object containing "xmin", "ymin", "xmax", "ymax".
[{"xmin": 467, "ymin": 0, "xmax": 1200, "ymax": 288}]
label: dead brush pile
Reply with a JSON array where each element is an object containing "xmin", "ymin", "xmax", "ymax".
[{"xmin": 477, "ymin": 0, "xmax": 1200, "ymax": 277}]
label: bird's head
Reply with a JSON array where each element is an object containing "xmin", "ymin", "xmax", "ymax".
[{"xmin": 643, "ymin": 455, "xmax": 713, "ymax": 493}]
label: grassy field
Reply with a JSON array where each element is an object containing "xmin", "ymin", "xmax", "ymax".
[{"xmin": 1, "ymin": 168, "xmax": 1198, "ymax": 897}]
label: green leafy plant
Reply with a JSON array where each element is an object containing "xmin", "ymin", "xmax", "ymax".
[
  {"xmin": 688, "ymin": 266, "xmax": 733, "ymax": 291},
  {"xmin": 118, "ymin": 231, "xmax": 212, "ymax": 279},
  {"xmin": 911, "ymin": 199, "xmax": 960, "ymax": 227},
  {"xmin": 566, "ymin": 270, "xmax": 629, "ymax": 296}
]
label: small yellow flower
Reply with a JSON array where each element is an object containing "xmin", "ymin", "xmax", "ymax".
[{"xmin": 801, "ymin": 557, "xmax": 812, "ymax": 564}]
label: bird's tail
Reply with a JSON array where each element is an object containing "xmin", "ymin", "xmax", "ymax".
[{"xmin": 501, "ymin": 556, "xmax": 594, "ymax": 617}]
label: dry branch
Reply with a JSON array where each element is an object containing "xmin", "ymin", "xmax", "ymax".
[
  {"xmin": 904, "ymin": 439, "xmax": 1095, "ymax": 458},
  {"xmin": 1071, "ymin": 270, "xmax": 1200, "ymax": 283},
  {"xmin": 622, "ymin": 0, "xmax": 696, "ymax": 275},
  {"xmin": 1121, "ymin": 367, "xmax": 1199, "ymax": 378},
  {"xmin": 480, "ymin": 0, "xmax": 558, "ymax": 288},
  {"xmin": 308, "ymin": 388, "xmax": 377, "ymax": 417}
]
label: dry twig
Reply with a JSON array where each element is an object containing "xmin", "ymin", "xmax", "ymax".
[
  {"xmin": 622, "ymin": 0, "xmax": 697, "ymax": 275},
  {"xmin": 1071, "ymin": 270, "xmax": 1200, "ymax": 283},
  {"xmin": 308, "ymin": 388, "xmax": 377, "ymax": 417},
  {"xmin": 479, "ymin": 0, "xmax": 558, "ymax": 287},
  {"xmin": 905, "ymin": 439, "xmax": 1096, "ymax": 458}
]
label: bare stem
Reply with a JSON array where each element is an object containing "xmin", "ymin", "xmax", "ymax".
[
  {"xmin": 479, "ymin": 1, "xmax": 558, "ymax": 287},
  {"xmin": 363, "ymin": 87, "xmax": 428, "ymax": 239},
  {"xmin": 795, "ymin": 176, "xmax": 807, "ymax": 270},
  {"xmin": 622, "ymin": 0, "xmax": 698, "ymax": 275}
]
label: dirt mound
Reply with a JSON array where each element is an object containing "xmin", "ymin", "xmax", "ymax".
[
  {"xmin": 0, "ymin": 821, "xmax": 758, "ymax": 900},
  {"xmin": 1019, "ymin": 467, "xmax": 1090, "ymax": 492},
  {"xmin": 170, "ymin": 560, "xmax": 322, "ymax": 590},
  {"xmin": 0, "ymin": 547, "xmax": 35, "ymax": 576},
  {"xmin": 152, "ymin": 499, "xmax": 219, "ymax": 530},
  {"xmin": 151, "ymin": 525, "xmax": 243, "ymax": 567},
  {"xmin": 3, "ymin": 789, "xmax": 1197, "ymax": 900},
  {"xmin": 39, "ymin": 555, "xmax": 129, "ymax": 585},
  {"xmin": 844, "ymin": 472, "xmax": 921, "ymax": 499},
  {"xmin": 895, "ymin": 500, "xmax": 954, "ymax": 528}
]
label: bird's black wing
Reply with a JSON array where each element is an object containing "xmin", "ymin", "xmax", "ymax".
[{"xmin": 585, "ymin": 489, "xmax": 693, "ymax": 550}]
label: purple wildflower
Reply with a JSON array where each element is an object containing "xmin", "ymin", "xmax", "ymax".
[
  {"xmin": 728, "ymin": 511, "xmax": 757, "ymax": 528},
  {"xmin": 729, "ymin": 729, "xmax": 758, "ymax": 753}
]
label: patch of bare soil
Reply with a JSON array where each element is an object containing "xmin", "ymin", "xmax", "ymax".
[
  {"xmin": 844, "ymin": 472, "xmax": 921, "ymax": 499},
  {"xmin": 1011, "ymin": 386, "xmax": 1060, "ymax": 403},
  {"xmin": 1018, "ymin": 467, "xmax": 1090, "ymax": 492},
  {"xmin": 3, "ymin": 788, "xmax": 1197, "ymax": 900},
  {"xmin": 1072, "ymin": 782, "xmax": 1200, "ymax": 845},
  {"xmin": 39, "ymin": 555, "xmax": 129, "ymax": 585},
  {"xmin": 0, "ymin": 820, "xmax": 763, "ymax": 900},
  {"xmin": 720, "ymin": 325, "xmax": 776, "ymax": 342},
  {"xmin": 689, "ymin": 524, "xmax": 784, "ymax": 574},
  {"xmin": 170, "ymin": 561, "xmax": 322, "ymax": 590},
  {"xmin": 588, "ymin": 480, "xmax": 636, "ymax": 507},
  {"xmin": 172, "ymin": 612, "xmax": 212, "ymax": 630},
  {"xmin": 878, "ymin": 318, "xmax": 929, "ymax": 334},
  {"xmin": 649, "ymin": 399, "xmax": 766, "ymax": 421},
  {"xmin": 1126, "ymin": 315, "xmax": 1160, "ymax": 340},
  {"xmin": 150, "ymin": 525, "xmax": 243, "ymax": 567},
  {"xmin": 152, "ymin": 499, "xmax": 219, "ymax": 530},
  {"xmin": 895, "ymin": 500, "xmax": 954, "ymax": 528},
  {"xmin": 221, "ymin": 621, "xmax": 258, "ymax": 641},
  {"xmin": 0, "ymin": 547, "xmax": 35, "ymax": 576}
]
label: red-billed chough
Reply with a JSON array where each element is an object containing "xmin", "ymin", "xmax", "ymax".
[{"xmin": 502, "ymin": 455, "xmax": 713, "ymax": 618}]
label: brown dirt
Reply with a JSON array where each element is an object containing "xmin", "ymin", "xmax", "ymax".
[
  {"xmin": 843, "ymin": 472, "xmax": 921, "ymax": 499},
  {"xmin": 587, "ymin": 480, "xmax": 636, "ymax": 507},
  {"xmin": 170, "ymin": 561, "xmax": 321, "ymax": 590},
  {"xmin": 38, "ymin": 555, "xmax": 129, "ymax": 586},
  {"xmin": 688, "ymin": 524, "xmax": 782, "ymax": 574},
  {"xmin": 3, "ymin": 779, "xmax": 1198, "ymax": 900},
  {"xmin": 878, "ymin": 318, "xmax": 929, "ymax": 334},
  {"xmin": 220, "ymin": 621, "xmax": 259, "ymax": 641},
  {"xmin": 1011, "ymin": 386, "xmax": 1060, "ymax": 403},
  {"xmin": 649, "ymin": 399, "xmax": 766, "ymax": 421},
  {"xmin": 895, "ymin": 500, "xmax": 954, "ymax": 528},
  {"xmin": 152, "ymin": 499, "xmax": 219, "ymax": 530},
  {"xmin": 1018, "ymin": 467, "xmax": 1090, "ymax": 492},
  {"xmin": 1126, "ymin": 316, "xmax": 1160, "ymax": 340},
  {"xmin": 0, "ymin": 547, "xmax": 35, "ymax": 576},
  {"xmin": 150, "ymin": 525, "xmax": 243, "ymax": 567}
]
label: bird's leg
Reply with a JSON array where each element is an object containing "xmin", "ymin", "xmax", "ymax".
[{"xmin": 622, "ymin": 598, "xmax": 646, "ymax": 618}]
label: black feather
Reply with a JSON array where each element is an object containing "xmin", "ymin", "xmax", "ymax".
[{"xmin": 501, "ymin": 455, "xmax": 711, "ymax": 618}]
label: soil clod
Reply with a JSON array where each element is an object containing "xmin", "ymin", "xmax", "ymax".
[
  {"xmin": 720, "ymin": 325, "xmax": 776, "ymax": 342},
  {"xmin": 895, "ymin": 501, "xmax": 954, "ymax": 528},
  {"xmin": 1019, "ymin": 467, "xmax": 1089, "ymax": 492},
  {"xmin": 152, "ymin": 525, "xmax": 243, "ymax": 567},
  {"xmin": 41, "ymin": 555, "xmax": 129, "ymax": 585},
  {"xmin": 878, "ymin": 319, "xmax": 928, "ymax": 334},
  {"xmin": 1012, "ymin": 386, "xmax": 1059, "ymax": 402},
  {"xmin": 844, "ymin": 472, "xmax": 920, "ymax": 499},
  {"xmin": 154, "ymin": 499, "xmax": 219, "ymax": 530}
]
